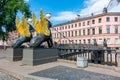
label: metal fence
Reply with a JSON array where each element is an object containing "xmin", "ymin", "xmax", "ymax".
[{"xmin": 58, "ymin": 44, "xmax": 118, "ymax": 66}]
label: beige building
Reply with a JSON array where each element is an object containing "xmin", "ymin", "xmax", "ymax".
[{"xmin": 51, "ymin": 12, "xmax": 120, "ymax": 49}]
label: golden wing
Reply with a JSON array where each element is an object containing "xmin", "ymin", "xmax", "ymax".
[
  {"xmin": 32, "ymin": 12, "xmax": 37, "ymax": 26},
  {"xmin": 21, "ymin": 15, "xmax": 30, "ymax": 37},
  {"xmin": 32, "ymin": 12, "xmax": 42, "ymax": 34},
  {"xmin": 40, "ymin": 9, "xmax": 44, "ymax": 22},
  {"xmin": 40, "ymin": 9, "xmax": 50, "ymax": 36},
  {"xmin": 16, "ymin": 16, "xmax": 24, "ymax": 35},
  {"xmin": 35, "ymin": 20, "xmax": 42, "ymax": 34},
  {"xmin": 42, "ymin": 18, "xmax": 50, "ymax": 36}
]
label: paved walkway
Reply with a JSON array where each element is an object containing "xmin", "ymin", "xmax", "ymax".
[
  {"xmin": 30, "ymin": 66, "xmax": 120, "ymax": 80},
  {"xmin": 0, "ymin": 52, "xmax": 120, "ymax": 80},
  {"xmin": 0, "ymin": 72, "xmax": 18, "ymax": 80}
]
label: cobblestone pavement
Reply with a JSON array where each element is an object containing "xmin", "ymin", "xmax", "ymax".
[
  {"xmin": 30, "ymin": 66, "xmax": 120, "ymax": 80},
  {"xmin": 0, "ymin": 53, "xmax": 18, "ymax": 80},
  {"xmin": 0, "ymin": 52, "xmax": 5, "ymax": 59},
  {"xmin": 0, "ymin": 72, "xmax": 18, "ymax": 80}
]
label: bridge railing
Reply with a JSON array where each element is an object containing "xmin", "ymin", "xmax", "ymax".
[{"xmin": 58, "ymin": 45, "xmax": 118, "ymax": 66}]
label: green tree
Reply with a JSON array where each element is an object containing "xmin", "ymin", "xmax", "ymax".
[{"xmin": 0, "ymin": 0, "xmax": 31, "ymax": 40}]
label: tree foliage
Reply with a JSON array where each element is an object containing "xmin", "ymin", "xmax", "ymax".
[{"xmin": 0, "ymin": 0, "xmax": 31, "ymax": 40}]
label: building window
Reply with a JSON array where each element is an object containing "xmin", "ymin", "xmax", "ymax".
[
  {"xmin": 66, "ymin": 32, "xmax": 68, "ymax": 37},
  {"xmin": 75, "ymin": 24, "xmax": 77, "ymax": 27},
  {"xmin": 59, "ymin": 27, "xmax": 61, "ymax": 30},
  {"xmin": 68, "ymin": 31, "xmax": 70, "ymax": 37},
  {"xmin": 106, "ymin": 26, "xmax": 110, "ymax": 34},
  {"xmin": 55, "ymin": 33, "xmax": 56, "ymax": 38},
  {"xmin": 71, "ymin": 24, "xmax": 73, "ymax": 28},
  {"xmin": 65, "ymin": 26, "xmax": 67, "ymax": 29},
  {"xmin": 79, "ymin": 40, "xmax": 81, "ymax": 44},
  {"xmin": 63, "ymin": 40, "xmax": 64, "ymax": 44},
  {"xmin": 83, "ymin": 29, "xmax": 85, "ymax": 35},
  {"xmin": 106, "ymin": 17, "xmax": 110, "ymax": 22},
  {"xmin": 98, "ymin": 38, "xmax": 102, "ymax": 44},
  {"xmin": 98, "ymin": 18, "xmax": 102, "ymax": 23},
  {"xmin": 62, "ymin": 26, "xmax": 64, "ymax": 30},
  {"xmin": 107, "ymin": 38, "xmax": 110, "ymax": 44},
  {"xmin": 99, "ymin": 27, "xmax": 102, "ymax": 34},
  {"xmin": 87, "ymin": 21, "xmax": 90, "ymax": 25},
  {"xmin": 88, "ymin": 39, "xmax": 90, "ymax": 44},
  {"xmin": 114, "ymin": 17, "xmax": 118, "ymax": 22},
  {"xmin": 71, "ymin": 31, "xmax": 73, "ymax": 37},
  {"xmin": 83, "ymin": 22, "xmax": 85, "ymax": 26},
  {"xmin": 66, "ymin": 32, "xmax": 67, "ymax": 37},
  {"xmin": 71, "ymin": 40, "xmax": 74, "ymax": 44},
  {"xmin": 75, "ymin": 30, "xmax": 77, "ymax": 36},
  {"xmin": 79, "ymin": 30, "xmax": 81, "ymax": 36},
  {"xmin": 87, "ymin": 29, "xmax": 90, "ymax": 35},
  {"xmin": 57, "ymin": 33, "xmax": 59, "ymax": 38},
  {"xmin": 60, "ymin": 27, "xmax": 62, "ymax": 30},
  {"xmin": 70, "ymin": 31, "xmax": 71, "ymax": 37},
  {"xmin": 75, "ymin": 40, "xmax": 77, "ymax": 44},
  {"xmin": 62, "ymin": 32, "xmax": 64, "ymax": 37},
  {"xmin": 92, "ymin": 28, "xmax": 95, "ymax": 35},
  {"xmin": 83, "ymin": 39, "xmax": 86, "ymax": 44},
  {"xmin": 92, "ymin": 20, "xmax": 95, "ymax": 24},
  {"xmin": 79, "ymin": 23, "xmax": 81, "ymax": 27},
  {"xmin": 115, "ymin": 26, "xmax": 118, "ymax": 33},
  {"xmin": 55, "ymin": 34, "xmax": 56, "ymax": 38},
  {"xmin": 68, "ymin": 25, "xmax": 70, "ymax": 29},
  {"xmin": 114, "ymin": 38, "xmax": 119, "ymax": 44},
  {"xmin": 57, "ymin": 33, "xmax": 59, "ymax": 37}
]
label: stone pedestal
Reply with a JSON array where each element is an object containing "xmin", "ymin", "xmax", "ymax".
[
  {"xmin": 22, "ymin": 48, "xmax": 58, "ymax": 66},
  {"xmin": 6, "ymin": 48, "xmax": 23, "ymax": 61},
  {"xmin": 77, "ymin": 56, "xmax": 88, "ymax": 68}
]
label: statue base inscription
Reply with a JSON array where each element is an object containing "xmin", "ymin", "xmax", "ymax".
[
  {"xmin": 22, "ymin": 48, "xmax": 58, "ymax": 66},
  {"xmin": 6, "ymin": 48, "xmax": 23, "ymax": 61}
]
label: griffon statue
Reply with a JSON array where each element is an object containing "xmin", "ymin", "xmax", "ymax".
[
  {"xmin": 29, "ymin": 10, "xmax": 53, "ymax": 48},
  {"xmin": 12, "ymin": 15, "xmax": 33, "ymax": 48}
]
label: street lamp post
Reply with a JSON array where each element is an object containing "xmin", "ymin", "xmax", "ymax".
[{"xmin": 2, "ymin": 25, "xmax": 7, "ymax": 50}]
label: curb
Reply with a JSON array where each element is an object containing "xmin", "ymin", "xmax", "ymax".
[
  {"xmin": 57, "ymin": 59, "xmax": 119, "ymax": 71},
  {"xmin": 23, "ymin": 75, "xmax": 58, "ymax": 80}
]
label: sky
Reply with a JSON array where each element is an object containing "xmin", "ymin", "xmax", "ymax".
[{"xmin": 23, "ymin": 0, "xmax": 120, "ymax": 25}]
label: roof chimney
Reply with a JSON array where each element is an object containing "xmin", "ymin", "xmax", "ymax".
[
  {"xmin": 103, "ymin": 7, "xmax": 107, "ymax": 13},
  {"xmin": 91, "ymin": 13, "xmax": 94, "ymax": 16},
  {"xmin": 75, "ymin": 14, "xmax": 80, "ymax": 20}
]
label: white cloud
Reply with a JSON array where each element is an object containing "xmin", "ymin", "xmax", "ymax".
[
  {"xmin": 80, "ymin": 0, "xmax": 110, "ymax": 16},
  {"xmin": 52, "ymin": 0, "xmax": 120, "ymax": 23},
  {"xmin": 51, "ymin": 11, "xmax": 77, "ymax": 21}
]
